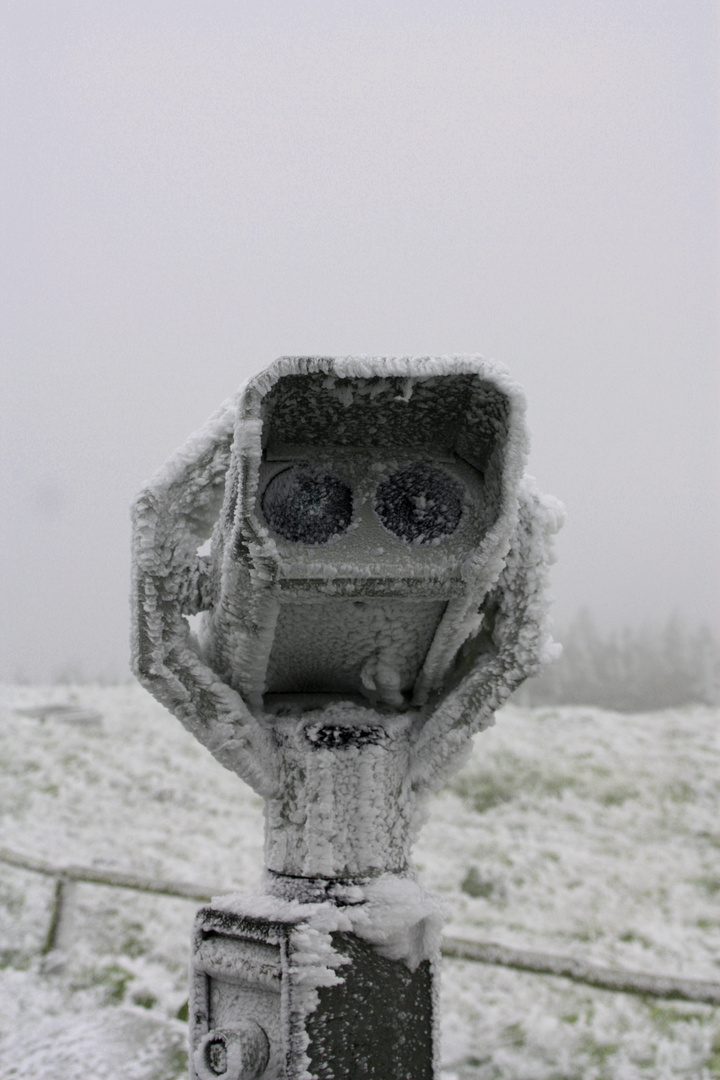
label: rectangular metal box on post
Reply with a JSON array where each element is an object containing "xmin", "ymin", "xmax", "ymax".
[{"xmin": 191, "ymin": 903, "xmax": 435, "ymax": 1080}]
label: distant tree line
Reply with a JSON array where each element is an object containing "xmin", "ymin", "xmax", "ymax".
[{"xmin": 522, "ymin": 610, "xmax": 720, "ymax": 711}]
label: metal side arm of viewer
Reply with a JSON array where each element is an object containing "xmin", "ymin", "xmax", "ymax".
[{"xmin": 131, "ymin": 396, "xmax": 278, "ymax": 799}]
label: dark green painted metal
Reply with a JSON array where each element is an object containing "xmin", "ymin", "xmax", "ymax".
[{"xmin": 307, "ymin": 933, "xmax": 434, "ymax": 1080}]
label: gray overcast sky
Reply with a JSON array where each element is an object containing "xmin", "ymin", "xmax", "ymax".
[{"xmin": 1, "ymin": 1, "xmax": 718, "ymax": 682}]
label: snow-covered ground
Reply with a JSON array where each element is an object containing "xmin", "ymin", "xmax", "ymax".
[{"xmin": 0, "ymin": 683, "xmax": 718, "ymax": 1079}]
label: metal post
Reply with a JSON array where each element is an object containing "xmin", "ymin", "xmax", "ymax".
[{"xmin": 131, "ymin": 356, "xmax": 561, "ymax": 1079}]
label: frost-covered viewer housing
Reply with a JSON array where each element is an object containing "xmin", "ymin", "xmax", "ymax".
[
  {"xmin": 205, "ymin": 358, "xmax": 535, "ymax": 714},
  {"xmin": 132, "ymin": 355, "xmax": 562, "ymax": 876}
]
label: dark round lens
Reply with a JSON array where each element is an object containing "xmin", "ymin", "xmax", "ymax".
[
  {"xmin": 374, "ymin": 464, "xmax": 463, "ymax": 544},
  {"xmin": 262, "ymin": 466, "xmax": 353, "ymax": 545}
]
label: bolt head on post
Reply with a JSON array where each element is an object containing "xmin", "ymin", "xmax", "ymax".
[{"xmin": 194, "ymin": 1022, "xmax": 269, "ymax": 1080}]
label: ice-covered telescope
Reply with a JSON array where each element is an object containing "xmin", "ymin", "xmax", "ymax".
[
  {"xmin": 194, "ymin": 356, "xmax": 542, "ymax": 716},
  {"xmin": 132, "ymin": 355, "xmax": 562, "ymax": 1080}
]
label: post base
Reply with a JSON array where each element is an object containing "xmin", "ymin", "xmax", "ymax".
[{"xmin": 190, "ymin": 882, "xmax": 440, "ymax": 1080}]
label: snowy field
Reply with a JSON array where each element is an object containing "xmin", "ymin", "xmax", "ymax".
[{"xmin": 0, "ymin": 682, "xmax": 719, "ymax": 1079}]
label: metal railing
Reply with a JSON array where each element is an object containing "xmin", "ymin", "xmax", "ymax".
[{"xmin": 2, "ymin": 845, "xmax": 718, "ymax": 1006}]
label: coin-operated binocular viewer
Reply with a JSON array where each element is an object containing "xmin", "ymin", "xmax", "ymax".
[{"xmin": 131, "ymin": 356, "xmax": 561, "ymax": 1080}]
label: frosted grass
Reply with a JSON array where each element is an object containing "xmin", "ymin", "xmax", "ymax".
[{"xmin": 0, "ymin": 684, "xmax": 718, "ymax": 1078}]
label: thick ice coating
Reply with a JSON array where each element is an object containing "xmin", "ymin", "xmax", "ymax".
[{"xmin": 131, "ymin": 355, "xmax": 563, "ymax": 881}]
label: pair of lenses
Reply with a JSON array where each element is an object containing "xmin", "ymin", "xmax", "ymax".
[{"xmin": 261, "ymin": 463, "xmax": 464, "ymax": 546}]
